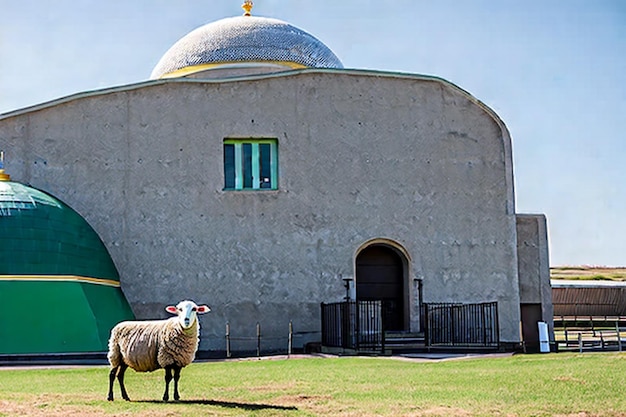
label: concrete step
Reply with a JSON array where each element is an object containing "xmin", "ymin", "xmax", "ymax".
[
  {"xmin": 385, "ymin": 332, "xmax": 426, "ymax": 352},
  {"xmin": 385, "ymin": 332, "xmax": 424, "ymax": 343}
]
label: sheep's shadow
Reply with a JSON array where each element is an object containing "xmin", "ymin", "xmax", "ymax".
[{"xmin": 134, "ymin": 399, "xmax": 297, "ymax": 411}]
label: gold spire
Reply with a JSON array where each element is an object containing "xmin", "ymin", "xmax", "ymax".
[
  {"xmin": 0, "ymin": 151, "xmax": 10, "ymax": 181},
  {"xmin": 242, "ymin": 0, "xmax": 253, "ymax": 16}
]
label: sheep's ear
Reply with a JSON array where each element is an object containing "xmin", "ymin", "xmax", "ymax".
[
  {"xmin": 165, "ymin": 306, "xmax": 178, "ymax": 314},
  {"xmin": 196, "ymin": 305, "xmax": 211, "ymax": 314}
]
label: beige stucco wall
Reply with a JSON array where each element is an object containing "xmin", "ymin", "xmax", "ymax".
[{"xmin": 0, "ymin": 69, "xmax": 523, "ymax": 350}]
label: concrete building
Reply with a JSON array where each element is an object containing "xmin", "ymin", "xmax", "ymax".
[{"xmin": 0, "ymin": 4, "xmax": 552, "ymax": 355}]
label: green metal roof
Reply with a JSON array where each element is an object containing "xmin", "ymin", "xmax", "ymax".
[
  {"xmin": 0, "ymin": 181, "xmax": 134, "ymax": 354},
  {"xmin": 0, "ymin": 181, "xmax": 119, "ymax": 279},
  {"xmin": 0, "ymin": 281, "xmax": 134, "ymax": 354}
]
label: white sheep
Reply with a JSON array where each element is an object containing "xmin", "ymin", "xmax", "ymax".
[{"xmin": 107, "ymin": 300, "xmax": 210, "ymax": 402}]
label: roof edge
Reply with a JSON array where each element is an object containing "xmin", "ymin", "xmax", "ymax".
[
  {"xmin": 551, "ymin": 279, "xmax": 626, "ymax": 288},
  {"xmin": 1, "ymin": 68, "xmax": 500, "ymax": 123}
]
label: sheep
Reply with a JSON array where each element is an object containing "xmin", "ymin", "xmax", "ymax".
[{"xmin": 107, "ymin": 300, "xmax": 211, "ymax": 402}]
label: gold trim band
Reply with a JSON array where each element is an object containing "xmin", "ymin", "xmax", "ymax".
[
  {"xmin": 159, "ymin": 60, "xmax": 308, "ymax": 79},
  {"xmin": 0, "ymin": 275, "xmax": 121, "ymax": 287}
]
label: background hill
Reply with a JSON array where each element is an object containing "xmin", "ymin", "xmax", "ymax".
[{"xmin": 550, "ymin": 266, "xmax": 626, "ymax": 282}]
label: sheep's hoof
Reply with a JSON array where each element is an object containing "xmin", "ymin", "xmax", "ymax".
[{"xmin": 162, "ymin": 395, "xmax": 169, "ymax": 402}]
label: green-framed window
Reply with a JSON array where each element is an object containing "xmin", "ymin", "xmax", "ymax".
[{"xmin": 223, "ymin": 138, "xmax": 278, "ymax": 190}]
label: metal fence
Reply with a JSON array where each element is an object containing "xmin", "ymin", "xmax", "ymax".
[
  {"xmin": 424, "ymin": 301, "xmax": 499, "ymax": 348},
  {"xmin": 321, "ymin": 301, "xmax": 385, "ymax": 352},
  {"xmin": 223, "ymin": 321, "xmax": 320, "ymax": 358}
]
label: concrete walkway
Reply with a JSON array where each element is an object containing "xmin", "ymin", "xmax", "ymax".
[{"xmin": 0, "ymin": 351, "xmax": 516, "ymax": 369}]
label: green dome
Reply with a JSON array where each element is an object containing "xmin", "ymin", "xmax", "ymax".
[
  {"xmin": 0, "ymin": 181, "xmax": 119, "ymax": 279},
  {"xmin": 0, "ymin": 181, "xmax": 135, "ymax": 355}
]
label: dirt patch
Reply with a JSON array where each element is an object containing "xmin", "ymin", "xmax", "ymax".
[
  {"xmin": 409, "ymin": 406, "xmax": 473, "ymax": 416},
  {"xmin": 553, "ymin": 376, "xmax": 587, "ymax": 384},
  {"xmin": 0, "ymin": 397, "xmax": 109, "ymax": 417},
  {"xmin": 246, "ymin": 382, "xmax": 298, "ymax": 393},
  {"xmin": 277, "ymin": 394, "xmax": 332, "ymax": 403},
  {"xmin": 553, "ymin": 413, "xmax": 626, "ymax": 417}
]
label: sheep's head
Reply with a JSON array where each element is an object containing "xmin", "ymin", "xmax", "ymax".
[{"xmin": 166, "ymin": 300, "xmax": 211, "ymax": 329}]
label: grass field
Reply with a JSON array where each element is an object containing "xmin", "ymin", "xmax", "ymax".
[
  {"xmin": 1, "ymin": 353, "xmax": 626, "ymax": 416},
  {"xmin": 551, "ymin": 266, "xmax": 626, "ymax": 281}
]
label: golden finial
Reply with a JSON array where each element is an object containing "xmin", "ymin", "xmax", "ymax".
[
  {"xmin": 0, "ymin": 151, "xmax": 10, "ymax": 181},
  {"xmin": 242, "ymin": 0, "xmax": 253, "ymax": 16}
]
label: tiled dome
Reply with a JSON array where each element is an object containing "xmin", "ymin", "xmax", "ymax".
[{"xmin": 150, "ymin": 15, "xmax": 343, "ymax": 79}]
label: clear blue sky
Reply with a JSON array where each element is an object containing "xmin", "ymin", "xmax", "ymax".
[{"xmin": 1, "ymin": 1, "xmax": 625, "ymax": 266}]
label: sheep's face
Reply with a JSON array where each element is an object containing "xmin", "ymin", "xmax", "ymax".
[{"xmin": 166, "ymin": 300, "xmax": 211, "ymax": 329}]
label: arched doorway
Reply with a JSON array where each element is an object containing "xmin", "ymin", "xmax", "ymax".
[{"xmin": 356, "ymin": 244, "xmax": 406, "ymax": 331}]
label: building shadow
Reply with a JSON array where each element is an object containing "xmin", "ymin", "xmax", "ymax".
[{"xmin": 134, "ymin": 399, "xmax": 297, "ymax": 411}]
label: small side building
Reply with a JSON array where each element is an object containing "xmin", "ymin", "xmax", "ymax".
[
  {"xmin": 552, "ymin": 280, "xmax": 626, "ymax": 317},
  {"xmin": 517, "ymin": 215, "xmax": 553, "ymax": 352}
]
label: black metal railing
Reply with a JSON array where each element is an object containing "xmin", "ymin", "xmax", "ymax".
[
  {"xmin": 321, "ymin": 301, "xmax": 385, "ymax": 352},
  {"xmin": 424, "ymin": 301, "xmax": 499, "ymax": 348}
]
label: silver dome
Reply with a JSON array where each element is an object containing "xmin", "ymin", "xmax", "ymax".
[{"xmin": 150, "ymin": 16, "xmax": 343, "ymax": 79}]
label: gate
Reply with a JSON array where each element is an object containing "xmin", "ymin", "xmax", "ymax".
[
  {"xmin": 321, "ymin": 301, "xmax": 385, "ymax": 353},
  {"xmin": 424, "ymin": 302, "xmax": 499, "ymax": 349}
]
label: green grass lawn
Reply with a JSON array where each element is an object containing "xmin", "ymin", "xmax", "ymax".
[{"xmin": 1, "ymin": 352, "xmax": 626, "ymax": 416}]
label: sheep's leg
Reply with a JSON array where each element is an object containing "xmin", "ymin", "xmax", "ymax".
[
  {"xmin": 163, "ymin": 366, "xmax": 173, "ymax": 402},
  {"xmin": 107, "ymin": 366, "xmax": 118, "ymax": 401},
  {"xmin": 117, "ymin": 363, "xmax": 130, "ymax": 401},
  {"xmin": 172, "ymin": 366, "xmax": 182, "ymax": 401}
]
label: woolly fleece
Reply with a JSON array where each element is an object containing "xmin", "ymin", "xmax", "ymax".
[{"xmin": 108, "ymin": 316, "xmax": 200, "ymax": 372}]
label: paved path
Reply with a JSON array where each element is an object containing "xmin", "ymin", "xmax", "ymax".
[{"xmin": 0, "ymin": 352, "xmax": 515, "ymax": 370}]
